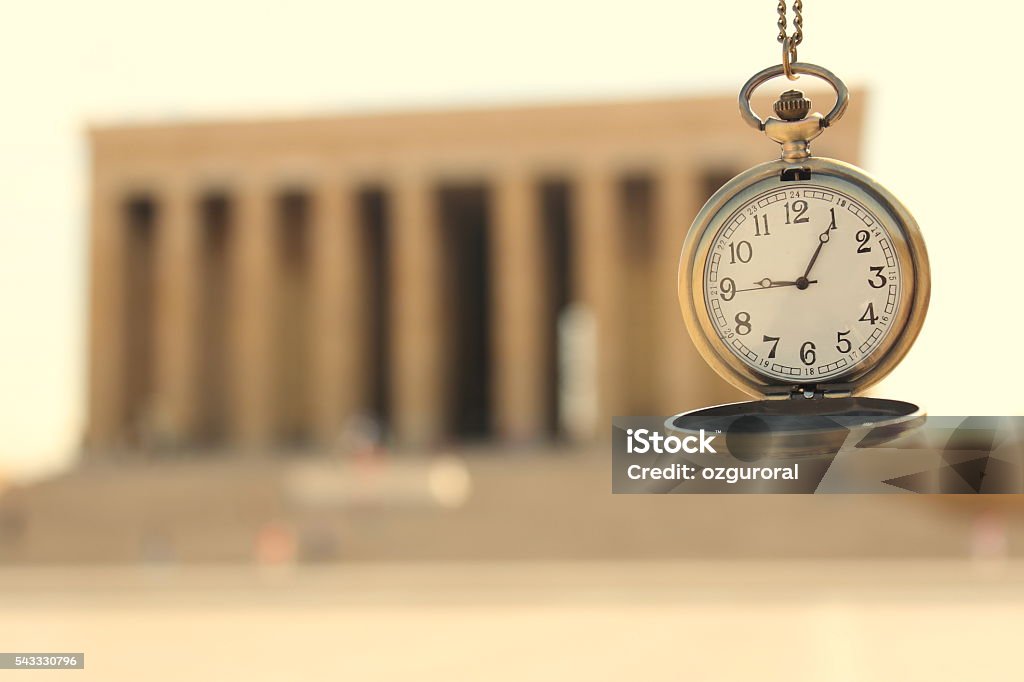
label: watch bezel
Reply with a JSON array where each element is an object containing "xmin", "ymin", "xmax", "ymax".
[{"xmin": 678, "ymin": 157, "xmax": 930, "ymax": 398}]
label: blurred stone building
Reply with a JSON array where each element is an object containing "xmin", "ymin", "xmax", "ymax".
[
  {"xmin": 0, "ymin": 92, "xmax": 876, "ymax": 564},
  {"xmin": 85, "ymin": 93, "xmax": 863, "ymax": 455}
]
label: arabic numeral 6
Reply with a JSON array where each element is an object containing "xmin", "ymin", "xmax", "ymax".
[{"xmin": 800, "ymin": 341, "xmax": 816, "ymax": 366}]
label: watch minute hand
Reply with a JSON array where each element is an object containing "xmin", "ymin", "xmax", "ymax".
[
  {"xmin": 800, "ymin": 212, "xmax": 838, "ymax": 280},
  {"xmin": 801, "ymin": 226, "xmax": 834, "ymax": 279}
]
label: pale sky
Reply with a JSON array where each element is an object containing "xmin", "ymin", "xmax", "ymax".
[{"xmin": 2, "ymin": 0, "xmax": 1022, "ymax": 479}]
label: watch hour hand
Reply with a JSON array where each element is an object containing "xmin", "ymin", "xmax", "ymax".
[{"xmin": 736, "ymin": 278, "xmax": 817, "ymax": 292}]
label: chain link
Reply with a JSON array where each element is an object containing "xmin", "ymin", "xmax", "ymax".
[
  {"xmin": 777, "ymin": 1, "xmax": 803, "ymax": 48},
  {"xmin": 777, "ymin": 1, "xmax": 803, "ymax": 79}
]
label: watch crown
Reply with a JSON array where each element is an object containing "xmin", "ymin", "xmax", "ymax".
[{"xmin": 774, "ymin": 90, "xmax": 811, "ymax": 121}]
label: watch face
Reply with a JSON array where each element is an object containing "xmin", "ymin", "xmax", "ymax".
[{"xmin": 702, "ymin": 180, "xmax": 904, "ymax": 383}]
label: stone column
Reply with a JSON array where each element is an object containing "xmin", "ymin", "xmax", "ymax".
[
  {"xmin": 491, "ymin": 170, "xmax": 547, "ymax": 442},
  {"xmin": 390, "ymin": 174, "xmax": 445, "ymax": 448},
  {"xmin": 153, "ymin": 179, "xmax": 200, "ymax": 447},
  {"xmin": 572, "ymin": 165, "xmax": 624, "ymax": 440},
  {"xmin": 86, "ymin": 176, "xmax": 127, "ymax": 452},
  {"xmin": 231, "ymin": 179, "xmax": 276, "ymax": 450},
  {"xmin": 654, "ymin": 165, "xmax": 740, "ymax": 413},
  {"xmin": 310, "ymin": 178, "xmax": 365, "ymax": 446}
]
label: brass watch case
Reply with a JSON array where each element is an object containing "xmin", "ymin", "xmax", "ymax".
[{"xmin": 678, "ymin": 156, "xmax": 931, "ymax": 399}]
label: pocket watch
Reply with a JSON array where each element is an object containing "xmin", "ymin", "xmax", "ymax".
[{"xmin": 673, "ymin": 61, "xmax": 930, "ymax": 454}]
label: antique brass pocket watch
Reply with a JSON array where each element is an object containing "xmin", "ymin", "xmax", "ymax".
[{"xmin": 672, "ymin": 3, "xmax": 930, "ymax": 455}]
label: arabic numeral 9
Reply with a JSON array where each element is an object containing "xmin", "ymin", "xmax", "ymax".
[{"xmin": 720, "ymin": 277, "xmax": 736, "ymax": 301}]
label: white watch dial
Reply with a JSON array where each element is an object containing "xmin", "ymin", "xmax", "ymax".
[{"xmin": 703, "ymin": 183, "xmax": 903, "ymax": 383}]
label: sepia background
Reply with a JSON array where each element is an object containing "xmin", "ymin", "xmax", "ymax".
[{"xmin": 2, "ymin": 0, "xmax": 1024, "ymax": 679}]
